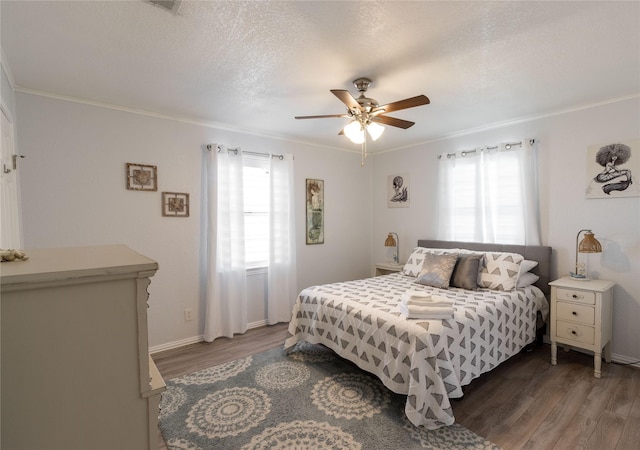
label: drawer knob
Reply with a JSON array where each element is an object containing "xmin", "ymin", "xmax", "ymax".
[
  {"xmin": 572, "ymin": 294, "xmax": 578, "ymax": 298},
  {"xmin": 572, "ymin": 311, "xmax": 578, "ymax": 316},
  {"xmin": 571, "ymin": 330, "xmax": 578, "ymax": 336}
]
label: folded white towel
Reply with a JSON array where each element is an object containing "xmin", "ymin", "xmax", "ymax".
[
  {"xmin": 404, "ymin": 290, "xmax": 432, "ymax": 299},
  {"xmin": 410, "ymin": 313, "xmax": 453, "ymax": 320},
  {"xmin": 405, "ymin": 305, "xmax": 454, "ymax": 315},
  {"xmin": 400, "ymin": 293, "xmax": 455, "ymax": 307},
  {"xmin": 398, "ymin": 303, "xmax": 454, "ymax": 319},
  {"xmin": 401, "ymin": 297, "xmax": 454, "ymax": 308}
]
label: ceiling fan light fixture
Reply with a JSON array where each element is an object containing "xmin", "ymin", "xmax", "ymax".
[
  {"xmin": 294, "ymin": 77, "xmax": 430, "ymax": 161},
  {"xmin": 367, "ymin": 122, "xmax": 384, "ymax": 141},
  {"xmin": 344, "ymin": 120, "xmax": 365, "ymax": 144}
]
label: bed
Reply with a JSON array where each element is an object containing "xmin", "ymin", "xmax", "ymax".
[{"xmin": 284, "ymin": 239, "xmax": 552, "ymax": 429}]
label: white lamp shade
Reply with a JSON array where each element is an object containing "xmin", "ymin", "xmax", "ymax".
[
  {"xmin": 344, "ymin": 121, "xmax": 365, "ymax": 144},
  {"xmin": 367, "ymin": 122, "xmax": 384, "ymax": 141}
]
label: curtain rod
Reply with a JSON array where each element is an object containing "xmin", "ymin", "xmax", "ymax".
[
  {"xmin": 206, "ymin": 144, "xmax": 284, "ymax": 160},
  {"xmin": 438, "ymin": 139, "xmax": 535, "ymax": 160}
]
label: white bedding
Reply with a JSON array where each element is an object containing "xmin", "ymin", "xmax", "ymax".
[{"xmin": 284, "ymin": 272, "xmax": 548, "ymax": 429}]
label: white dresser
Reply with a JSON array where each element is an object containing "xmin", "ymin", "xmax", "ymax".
[
  {"xmin": 1, "ymin": 245, "xmax": 166, "ymax": 450},
  {"xmin": 549, "ymin": 276, "xmax": 614, "ymax": 378}
]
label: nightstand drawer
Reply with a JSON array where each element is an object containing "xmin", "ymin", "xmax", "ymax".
[
  {"xmin": 556, "ymin": 287, "xmax": 595, "ymax": 305},
  {"xmin": 556, "ymin": 302, "xmax": 595, "ymax": 325},
  {"xmin": 556, "ymin": 320, "xmax": 595, "ymax": 345}
]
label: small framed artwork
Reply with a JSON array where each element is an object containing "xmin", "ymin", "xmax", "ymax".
[
  {"xmin": 162, "ymin": 192, "xmax": 190, "ymax": 217},
  {"xmin": 306, "ymin": 179, "xmax": 324, "ymax": 245},
  {"xmin": 387, "ymin": 173, "xmax": 410, "ymax": 208},
  {"xmin": 585, "ymin": 139, "xmax": 639, "ymax": 198},
  {"xmin": 126, "ymin": 163, "xmax": 157, "ymax": 191}
]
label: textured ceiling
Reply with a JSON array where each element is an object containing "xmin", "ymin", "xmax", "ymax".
[{"xmin": 2, "ymin": 1, "xmax": 639, "ymax": 152}]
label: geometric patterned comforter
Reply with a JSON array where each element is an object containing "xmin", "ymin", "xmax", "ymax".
[{"xmin": 284, "ymin": 272, "xmax": 548, "ymax": 429}]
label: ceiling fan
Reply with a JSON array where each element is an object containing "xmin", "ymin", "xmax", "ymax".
[{"xmin": 295, "ymin": 77, "xmax": 430, "ymax": 165}]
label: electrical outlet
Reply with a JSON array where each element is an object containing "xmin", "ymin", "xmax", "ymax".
[{"xmin": 184, "ymin": 308, "xmax": 193, "ymax": 322}]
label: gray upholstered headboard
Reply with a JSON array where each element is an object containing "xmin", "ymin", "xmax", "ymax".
[{"xmin": 416, "ymin": 239, "xmax": 553, "ymax": 297}]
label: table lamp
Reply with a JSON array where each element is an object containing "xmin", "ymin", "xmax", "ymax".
[
  {"xmin": 570, "ymin": 229, "xmax": 602, "ymax": 280},
  {"xmin": 385, "ymin": 232, "xmax": 399, "ymax": 264}
]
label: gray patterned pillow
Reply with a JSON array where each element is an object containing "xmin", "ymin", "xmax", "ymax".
[
  {"xmin": 478, "ymin": 252, "xmax": 524, "ymax": 291},
  {"xmin": 450, "ymin": 253, "xmax": 482, "ymax": 290},
  {"xmin": 402, "ymin": 247, "xmax": 459, "ymax": 277},
  {"xmin": 414, "ymin": 253, "xmax": 458, "ymax": 288}
]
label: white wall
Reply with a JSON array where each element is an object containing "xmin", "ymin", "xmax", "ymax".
[
  {"xmin": 1, "ymin": 63, "xmax": 15, "ymax": 119},
  {"xmin": 14, "ymin": 92, "xmax": 372, "ymax": 349},
  {"xmin": 13, "ymin": 90, "xmax": 640, "ymax": 362},
  {"xmin": 372, "ymin": 97, "xmax": 640, "ymax": 362}
]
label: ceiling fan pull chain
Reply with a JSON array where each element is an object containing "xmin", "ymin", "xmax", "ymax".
[{"xmin": 361, "ymin": 129, "xmax": 367, "ymax": 167}]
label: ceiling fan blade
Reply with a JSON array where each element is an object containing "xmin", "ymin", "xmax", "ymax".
[
  {"xmin": 373, "ymin": 95, "xmax": 430, "ymax": 115},
  {"xmin": 331, "ymin": 89, "xmax": 363, "ymax": 112},
  {"xmin": 295, "ymin": 114, "xmax": 349, "ymax": 120},
  {"xmin": 371, "ymin": 115, "xmax": 415, "ymax": 129}
]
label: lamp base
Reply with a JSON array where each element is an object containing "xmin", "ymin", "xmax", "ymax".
[{"xmin": 569, "ymin": 272, "xmax": 591, "ymax": 281}]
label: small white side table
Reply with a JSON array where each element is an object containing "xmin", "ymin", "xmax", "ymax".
[
  {"xmin": 549, "ymin": 277, "xmax": 614, "ymax": 378},
  {"xmin": 374, "ymin": 262, "xmax": 403, "ymax": 277}
]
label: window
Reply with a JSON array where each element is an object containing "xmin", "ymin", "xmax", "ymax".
[
  {"xmin": 437, "ymin": 141, "xmax": 540, "ymax": 245},
  {"xmin": 242, "ymin": 153, "xmax": 270, "ymax": 268}
]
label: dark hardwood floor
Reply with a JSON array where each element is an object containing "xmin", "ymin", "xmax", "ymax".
[{"xmin": 153, "ymin": 323, "xmax": 640, "ymax": 450}]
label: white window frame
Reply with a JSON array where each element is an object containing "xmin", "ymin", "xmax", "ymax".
[
  {"xmin": 437, "ymin": 141, "xmax": 540, "ymax": 245},
  {"xmin": 242, "ymin": 153, "xmax": 270, "ymax": 269}
]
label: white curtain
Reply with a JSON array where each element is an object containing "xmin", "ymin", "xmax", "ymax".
[
  {"xmin": 267, "ymin": 154, "xmax": 297, "ymax": 324},
  {"xmin": 518, "ymin": 141, "xmax": 541, "ymax": 245},
  {"xmin": 0, "ymin": 108, "xmax": 22, "ymax": 249},
  {"xmin": 204, "ymin": 145, "xmax": 248, "ymax": 342},
  {"xmin": 437, "ymin": 140, "xmax": 541, "ymax": 245}
]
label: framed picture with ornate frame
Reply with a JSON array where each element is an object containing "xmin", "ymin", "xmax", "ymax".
[
  {"xmin": 162, "ymin": 192, "xmax": 189, "ymax": 217},
  {"xmin": 126, "ymin": 163, "xmax": 157, "ymax": 191}
]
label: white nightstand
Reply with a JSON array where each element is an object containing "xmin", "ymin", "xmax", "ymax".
[
  {"xmin": 549, "ymin": 277, "xmax": 614, "ymax": 378},
  {"xmin": 374, "ymin": 262, "xmax": 403, "ymax": 277}
]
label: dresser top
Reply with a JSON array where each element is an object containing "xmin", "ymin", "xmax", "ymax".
[{"xmin": 0, "ymin": 245, "xmax": 158, "ymax": 286}]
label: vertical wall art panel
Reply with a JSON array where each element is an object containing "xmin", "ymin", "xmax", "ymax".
[
  {"xmin": 586, "ymin": 140, "xmax": 639, "ymax": 198},
  {"xmin": 306, "ymin": 179, "xmax": 324, "ymax": 244}
]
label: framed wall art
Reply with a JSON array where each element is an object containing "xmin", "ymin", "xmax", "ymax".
[
  {"xmin": 126, "ymin": 163, "xmax": 157, "ymax": 191},
  {"xmin": 387, "ymin": 173, "xmax": 410, "ymax": 208},
  {"xmin": 585, "ymin": 139, "xmax": 639, "ymax": 198},
  {"xmin": 306, "ymin": 179, "xmax": 324, "ymax": 245},
  {"xmin": 162, "ymin": 192, "xmax": 189, "ymax": 217}
]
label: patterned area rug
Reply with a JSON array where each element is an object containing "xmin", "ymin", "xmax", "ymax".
[{"xmin": 159, "ymin": 343, "xmax": 501, "ymax": 449}]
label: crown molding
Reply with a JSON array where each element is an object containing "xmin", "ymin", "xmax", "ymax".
[
  {"xmin": 1, "ymin": 48, "xmax": 17, "ymax": 90},
  {"xmin": 378, "ymin": 93, "xmax": 640, "ymax": 155},
  {"xmin": 13, "ymin": 86, "xmax": 348, "ymax": 153},
  {"xmin": 13, "ymin": 85, "xmax": 638, "ymax": 157}
]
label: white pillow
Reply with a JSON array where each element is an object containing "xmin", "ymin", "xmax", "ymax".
[
  {"xmin": 402, "ymin": 247, "xmax": 459, "ymax": 277},
  {"xmin": 519, "ymin": 259, "xmax": 538, "ymax": 275},
  {"xmin": 478, "ymin": 252, "xmax": 524, "ymax": 291},
  {"xmin": 517, "ymin": 272, "xmax": 540, "ymax": 288}
]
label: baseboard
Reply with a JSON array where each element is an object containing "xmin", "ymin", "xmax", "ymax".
[
  {"xmin": 149, "ymin": 335, "xmax": 204, "ymax": 354},
  {"xmin": 149, "ymin": 319, "xmax": 270, "ymax": 354},
  {"xmin": 611, "ymin": 353, "xmax": 640, "ymax": 369},
  {"xmin": 152, "ymin": 327, "xmax": 639, "ymax": 369},
  {"xmin": 541, "ymin": 335, "xmax": 639, "ymax": 369}
]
